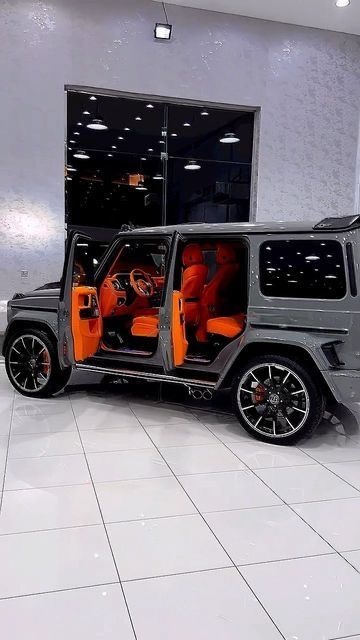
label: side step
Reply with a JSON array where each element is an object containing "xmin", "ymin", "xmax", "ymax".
[{"xmin": 75, "ymin": 363, "xmax": 216, "ymax": 389}]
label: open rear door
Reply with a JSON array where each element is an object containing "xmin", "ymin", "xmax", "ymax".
[{"xmin": 58, "ymin": 233, "xmax": 102, "ymax": 367}]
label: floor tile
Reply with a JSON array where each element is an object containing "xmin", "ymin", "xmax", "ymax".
[
  {"xmin": 293, "ymin": 497, "xmax": 360, "ymax": 552},
  {"xmin": 256, "ymin": 465, "xmax": 359, "ymax": 504},
  {"xmin": 87, "ymin": 449, "xmax": 170, "ymax": 483},
  {"xmin": 0, "ymin": 584, "xmax": 134, "ymax": 640},
  {"xmin": 205, "ymin": 505, "xmax": 331, "ymax": 565},
  {"xmin": 81, "ymin": 427, "xmax": 153, "ymax": 453},
  {"xmin": 0, "ymin": 435, "xmax": 8, "ymax": 468},
  {"xmin": 10, "ymin": 411, "xmax": 77, "ymax": 434},
  {"xmin": 107, "ymin": 514, "xmax": 230, "ymax": 580},
  {"xmin": 342, "ymin": 550, "xmax": 360, "ymax": 571},
  {"xmin": 0, "ymin": 407, "xmax": 12, "ymax": 435},
  {"xmin": 299, "ymin": 434, "xmax": 360, "ymax": 463},
  {"xmin": 96, "ymin": 476, "xmax": 195, "ymax": 522},
  {"xmin": 160, "ymin": 443, "xmax": 245, "ymax": 475},
  {"xmin": 325, "ymin": 461, "xmax": 360, "ymax": 490},
  {"xmin": 74, "ymin": 405, "xmax": 140, "ymax": 431},
  {"xmin": 204, "ymin": 420, "xmax": 253, "ymax": 443},
  {"xmin": 228, "ymin": 440, "xmax": 314, "ymax": 469},
  {"xmin": 179, "ymin": 470, "xmax": 281, "ymax": 512},
  {"xmin": 13, "ymin": 397, "xmax": 70, "ymax": 416},
  {"xmin": 4, "ymin": 454, "xmax": 91, "ymax": 490},
  {"xmin": 0, "ymin": 484, "xmax": 101, "ymax": 534},
  {"xmin": 242, "ymin": 554, "xmax": 360, "ymax": 640},
  {"xmin": 130, "ymin": 401, "xmax": 198, "ymax": 426},
  {"xmin": 144, "ymin": 423, "xmax": 217, "ymax": 447},
  {"xmin": 0, "ymin": 525, "xmax": 117, "ymax": 598},
  {"xmin": 124, "ymin": 567, "xmax": 282, "ymax": 640},
  {"xmin": 8, "ymin": 431, "xmax": 82, "ymax": 458},
  {"xmin": 191, "ymin": 410, "xmax": 237, "ymax": 425}
]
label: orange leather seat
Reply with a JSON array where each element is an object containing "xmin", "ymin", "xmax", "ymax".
[
  {"xmin": 131, "ymin": 314, "xmax": 158, "ymax": 338},
  {"xmin": 196, "ymin": 243, "xmax": 240, "ymax": 342},
  {"xmin": 207, "ymin": 313, "xmax": 246, "ymax": 339},
  {"xmin": 181, "ymin": 244, "xmax": 208, "ymax": 326}
]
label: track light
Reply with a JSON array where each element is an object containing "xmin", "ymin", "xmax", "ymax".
[
  {"xmin": 87, "ymin": 117, "xmax": 108, "ymax": 130},
  {"xmin": 219, "ymin": 132, "xmax": 240, "ymax": 143},
  {"xmin": 184, "ymin": 160, "xmax": 201, "ymax": 170},
  {"xmin": 73, "ymin": 150, "xmax": 90, "ymax": 159}
]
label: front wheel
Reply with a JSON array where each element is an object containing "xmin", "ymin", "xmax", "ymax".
[
  {"xmin": 232, "ymin": 355, "xmax": 325, "ymax": 444},
  {"xmin": 5, "ymin": 328, "xmax": 72, "ymax": 398}
]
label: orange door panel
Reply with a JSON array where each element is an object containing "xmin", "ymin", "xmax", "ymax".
[
  {"xmin": 171, "ymin": 291, "xmax": 188, "ymax": 366},
  {"xmin": 71, "ymin": 286, "xmax": 102, "ymax": 361}
]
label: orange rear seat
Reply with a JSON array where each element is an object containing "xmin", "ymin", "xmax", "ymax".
[{"xmin": 206, "ymin": 313, "xmax": 246, "ymax": 339}]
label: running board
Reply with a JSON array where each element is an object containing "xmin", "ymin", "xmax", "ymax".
[{"xmin": 75, "ymin": 363, "xmax": 216, "ymax": 389}]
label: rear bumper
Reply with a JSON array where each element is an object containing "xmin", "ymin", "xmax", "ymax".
[{"xmin": 326, "ymin": 370, "xmax": 360, "ymax": 413}]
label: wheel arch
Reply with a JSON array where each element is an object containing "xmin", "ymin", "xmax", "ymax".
[
  {"xmin": 218, "ymin": 341, "xmax": 336, "ymax": 405},
  {"xmin": 3, "ymin": 318, "xmax": 58, "ymax": 355}
]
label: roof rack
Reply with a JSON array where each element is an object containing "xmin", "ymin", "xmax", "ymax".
[{"xmin": 313, "ymin": 215, "xmax": 360, "ymax": 231}]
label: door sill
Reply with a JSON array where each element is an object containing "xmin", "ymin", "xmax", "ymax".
[{"xmin": 75, "ymin": 363, "xmax": 216, "ymax": 389}]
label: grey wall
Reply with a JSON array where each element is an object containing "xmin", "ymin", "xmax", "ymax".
[{"xmin": 0, "ymin": 0, "xmax": 359, "ymax": 330}]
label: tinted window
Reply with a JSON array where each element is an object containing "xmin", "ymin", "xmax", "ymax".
[{"xmin": 259, "ymin": 240, "xmax": 346, "ymax": 299}]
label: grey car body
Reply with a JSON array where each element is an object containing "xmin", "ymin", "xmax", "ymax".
[{"xmin": 3, "ymin": 215, "xmax": 360, "ymax": 430}]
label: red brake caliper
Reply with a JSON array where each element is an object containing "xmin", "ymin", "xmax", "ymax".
[{"xmin": 254, "ymin": 384, "xmax": 266, "ymax": 403}]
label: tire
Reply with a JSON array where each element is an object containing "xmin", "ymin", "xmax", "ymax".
[
  {"xmin": 232, "ymin": 354, "xmax": 324, "ymax": 445},
  {"xmin": 5, "ymin": 328, "xmax": 72, "ymax": 398}
]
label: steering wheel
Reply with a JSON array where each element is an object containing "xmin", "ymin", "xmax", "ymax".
[{"xmin": 129, "ymin": 269, "xmax": 154, "ymax": 298}]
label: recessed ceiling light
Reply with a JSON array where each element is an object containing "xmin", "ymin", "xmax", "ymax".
[
  {"xmin": 146, "ymin": 103, "xmax": 154, "ymax": 108},
  {"xmin": 171, "ymin": 133, "xmax": 178, "ymax": 137},
  {"xmin": 148, "ymin": 148, "xmax": 154, "ymax": 152},
  {"xmin": 220, "ymin": 132, "xmax": 240, "ymax": 143},
  {"xmin": 183, "ymin": 122, "xmax": 191, "ymax": 127},
  {"xmin": 136, "ymin": 181, "xmax": 148, "ymax": 191},
  {"xmin": 201, "ymin": 109, "xmax": 209, "ymax": 116},
  {"xmin": 111, "ymin": 145, "xmax": 117, "ymax": 149},
  {"xmin": 77, "ymin": 122, "xmax": 83, "ymax": 126},
  {"xmin": 153, "ymin": 173, "xmax": 163, "ymax": 180},
  {"xmin": 87, "ymin": 117, "xmax": 108, "ymax": 130},
  {"xmin": 83, "ymin": 110, "xmax": 90, "ymax": 115},
  {"xmin": 66, "ymin": 176, "xmax": 72, "ymax": 181},
  {"xmin": 74, "ymin": 132, "xmax": 80, "ymax": 135},
  {"xmin": 135, "ymin": 116, "xmax": 142, "ymax": 121},
  {"xmin": 141, "ymin": 157, "xmax": 147, "ymax": 161},
  {"xmin": 107, "ymin": 153, "xmax": 113, "ymax": 157},
  {"xmin": 154, "ymin": 23, "xmax": 172, "ymax": 40},
  {"xmin": 66, "ymin": 166, "xmax": 77, "ymax": 172},
  {"xmin": 124, "ymin": 127, "xmax": 130, "ymax": 131},
  {"xmin": 73, "ymin": 150, "xmax": 90, "ymax": 159},
  {"xmin": 118, "ymin": 136, "xmax": 124, "ymax": 140},
  {"xmin": 184, "ymin": 159, "xmax": 201, "ymax": 170},
  {"xmin": 89, "ymin": 96, "xmax": 97, "ymax": 101},
  {"xmin": 335, "ymin": 0, "xmax": 350, "ymax": 6},
  {"xmin": 69, "ymin": 139, "xmax": 76, "ymax": 144},
  {"xmin": 159, "ymin": 140, "xmax": 165, "ymax": 144},
  {"xmin": 68, "ymin": 147, "xmax": 72, "ymax": 151}
]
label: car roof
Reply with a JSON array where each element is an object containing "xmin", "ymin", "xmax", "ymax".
[{"xmin": 126, "ymin": 221, "xmax": 325, "ymax": 236}]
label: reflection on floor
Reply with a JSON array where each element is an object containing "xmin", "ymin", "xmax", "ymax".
[{"xmin": 1, "ymin": 361, "xmax": 360, "ymax": 639}]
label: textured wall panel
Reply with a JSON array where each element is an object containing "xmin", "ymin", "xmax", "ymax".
[{"xmin": 0, "ymin": 0, "xmax": 359, "ymax": 329}]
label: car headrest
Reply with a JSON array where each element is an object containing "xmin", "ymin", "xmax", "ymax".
[
  {"xmin": 216, "ymin": 243, "xmax": 237, "ymax": 264},
  {"xmin": 182, "ymin": 244, "xmax": 204, "ymax": 267}
]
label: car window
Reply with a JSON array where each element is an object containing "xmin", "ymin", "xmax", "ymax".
[{"xmin": 259, "ymin": 240, "xmax": 346, "ymax": 299}]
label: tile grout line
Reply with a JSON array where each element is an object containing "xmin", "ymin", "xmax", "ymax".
[
  {"xmin": 0, "ymin": 392, "xmax": 15, "ymax": 513},
  {"xmin": 128, "ymin": 403, "xmax": 288, "ymax": 640},
  {"xmin": 68, "ymin": 396, "xmax": 138, "ymax": 640},
  {"xmin": 0, "ymin": 581, "xmax": 119, "ymax": 602}
]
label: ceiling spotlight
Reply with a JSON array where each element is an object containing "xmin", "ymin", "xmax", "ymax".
[
  {"xmin": 171, "ymin": 133, "xmax": 178, "ymax": 137},
  {"xmin": 146, "ymin": 103, "xmax": 154, "ymax": 108},
  {"xmin": 153, "ymin": 173, "xmax": 163, "ymax": 180},
  {"xmin": 159, "ymin": 140, "xmax": 165, "ymax": 144},
  {"xmin": 66, "ymin": 166, "xmax": 77, "ymax": 172},
  {"xmin": 77, "ymin": 122, "xmax": 83, "ymax": 126},
  {"xmin": 118, "ymin": 136, "xmax": 124, "ymax": 140},
  {"xmin": 335, "ymin": 0, "xmax": 350, "ymax": 6},
  {"xmin": 184, "ymin": 160, "xmax": 201, "ymax": 170},
  {"xmin": 154, "ymin": 23, "xmax": 172, "ymax": 40},
  {"xmin": 135, "ymin": 116, "xmax": 142, "ymax": 121},
  {"xmin": 183, "ymin": 122, "xmax": 191, "ymax": 127},
  {"xmin": 141, "ymin": 157, "xmax": 147, "ymax": 161},
  {"xmin": 74, "ymin": 131, "xmax": 80, "ymax": 135},
  {"xmin": 111, "ymin": 145, "xmax": 117, "ymax": 149},
  {"xmin": 66, "ymin": 176, "xmax": 72, "ymax": 181},
  {"xmin": 219, "ymin": 132, "xmax": 240, "ymax": 143},
  {"xmin": 124, "ymin": 127, "xmax": 130, "ymax": 131},
  {"xmin": 68, "ymin": 147, "xmax": 72, "ymax": 151},
  {"xmin": 89, "ymin": 96, "xmax": 97, "ymax": 101},
  {"xmin": 136, "ymin": 181, "xmax": 148, "ymax": 191},
  {"xmin": 83, "ymin": 110, "xmax": 90, "ymax": 115},
  {"xmin": 73, "ymin": 150, "xmax": 90, "ymax": 159},
  {"xmin": 69, "ymin": 139, "xmax": 76, "ymax": 144},
  {"xmin": 87, "ymin": 117, "xmax": 108, "ymax": 130},
  {"xmin": 107, "ymin": 153, "xmax": 113, "ymax": 157},
  {"xmin": 201, "ymin": 109, "xmax": 209, "ymax": 116},
  {"xmin": 148, "ymin": 148, "xmax": 154, "ymax": 152}
]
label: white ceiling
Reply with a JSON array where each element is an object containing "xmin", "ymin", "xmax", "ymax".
[{"xmin": 154, "ymin": 0, "xmax": 360, "ymax": 36}]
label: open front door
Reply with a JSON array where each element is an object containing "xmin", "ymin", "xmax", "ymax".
[
  {"xmin": 171, "ymin": 291, "xmax": 188, "ymax": 367},
  {"xmin": 58, "ymin": 233, "xmax": 103, "ymax": 367}
]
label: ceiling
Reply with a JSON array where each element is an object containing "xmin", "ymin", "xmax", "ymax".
[{"xmin": 154, "ymin": 0, "xmax": 360, "ymax": 36}]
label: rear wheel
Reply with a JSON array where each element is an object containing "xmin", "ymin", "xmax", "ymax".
[
  {"xmin": 232, "ymin": 354, "xmax": 324, "ymax": 444},
  {"xmin": 5, "ymin": 329, "xmax": 72, "ymax": 398}
]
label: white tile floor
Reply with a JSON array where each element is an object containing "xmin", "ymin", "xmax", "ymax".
[{"xmin": 2, "ymin": 362, "xmax": 360, "ymax": 639}]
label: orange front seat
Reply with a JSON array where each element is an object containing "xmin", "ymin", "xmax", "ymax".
[
  {"xmin": 207, "ymin": 313, "xmax": 246, "ymax": 339},
  {"xmin": 196, "ymin": 243, "xmax": 240, "ymax": 342},
  {"xmin": 131, "ymin": 314, "xmax": 159, "ymax": 338},
  {"xmin": 181, "ymin": 244, "xmax": 208, "ymax": 327}
]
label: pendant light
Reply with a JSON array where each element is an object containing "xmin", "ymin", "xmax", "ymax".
[
  {"xmin": 73, "ymin": 150, "xmax": 90, "ymax": 159},
  {"xmin": 184, "ymin": 160, "xmax": 201, "ymax": 170},
  {"xmin": 87, "ymin": 101, "xmax": 108, "ymax": 130},
  {"xmin": 219, "ymin": 132, "xmax": 240, "ymax": 144}
]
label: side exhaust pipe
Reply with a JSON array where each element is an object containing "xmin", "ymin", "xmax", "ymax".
[{"xmin": 188, "ymin": 387, "xmax": 213, "ymax": 401}]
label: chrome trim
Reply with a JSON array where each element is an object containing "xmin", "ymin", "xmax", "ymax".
[{"xmin": 75, "ymin": 363, "xmax": 216, "ymax": 388}]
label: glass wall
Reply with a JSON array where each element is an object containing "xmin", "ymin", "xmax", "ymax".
[{"xmin": 66, "ymin": 90, "xmax": 254, "ymax": 236}]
